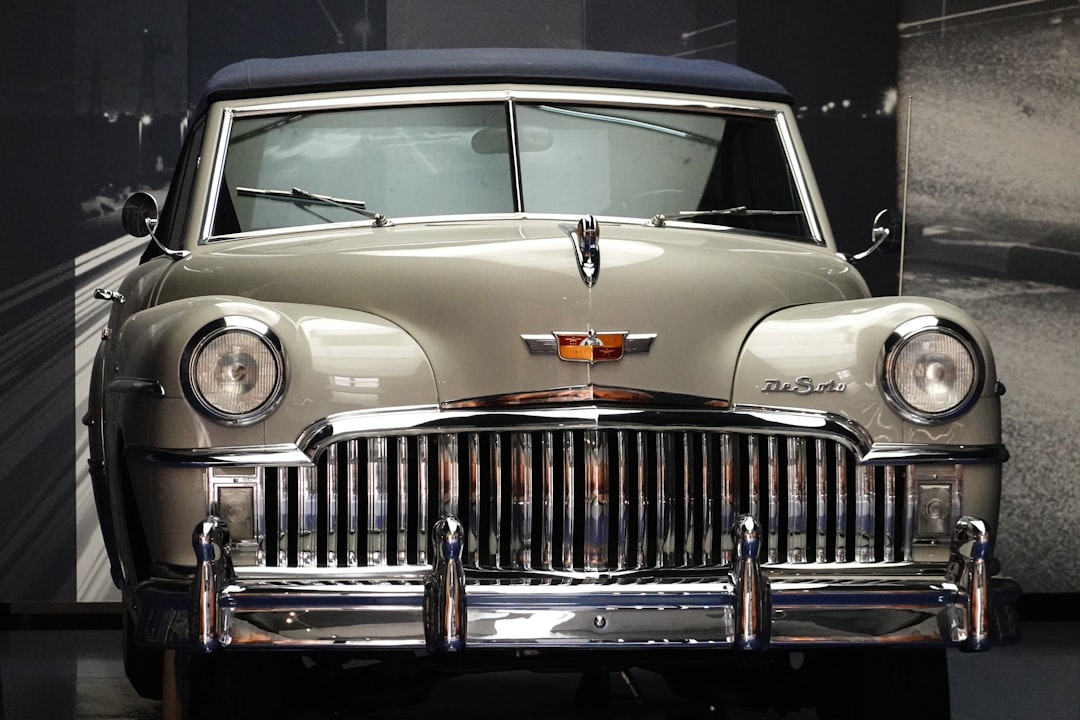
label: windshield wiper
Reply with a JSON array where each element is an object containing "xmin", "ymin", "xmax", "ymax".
[
  {"xmin": 649, "ymin": 206, "xmax": 803, "ymax": 227},
  {"xmin": 236, "ymin": 186, "xmax": 390, "ymax": 226},
  {"xmin": 538, "ymin": 105, "xmax": 720, "ymax": 146}
]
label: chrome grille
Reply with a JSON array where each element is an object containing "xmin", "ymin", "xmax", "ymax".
[{"xmin": 253, "ymin": 429, "xmax": 909, "ymax": 571}]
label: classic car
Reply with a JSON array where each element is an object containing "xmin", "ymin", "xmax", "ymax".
[{"xmin": 87, "ymin": 48, "xmax": 1020, "ymax": 717}]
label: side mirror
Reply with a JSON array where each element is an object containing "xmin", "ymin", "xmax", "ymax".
[
  {"xmin": 121, "ymin": 191, "xmax": 160, "ymax": 238},
  {"xmin": 848, "ymin": 208, "xmax": 898, "ymax": 262},
  {"xmin": 121, "ymin": 191, "xmax": 189, "ymax": 260}
]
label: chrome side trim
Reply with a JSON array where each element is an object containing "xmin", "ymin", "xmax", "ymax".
[
  {"xmin": 107, "ymin": 378, "xmax": 166, "ymax": 398},
  {"xmin": 862, "ymin": 443, "xmax": 1009, "ymax": 466},
  {"xmin": 126, "ymin": 444, "xmax": 312, "ymax": 467}
]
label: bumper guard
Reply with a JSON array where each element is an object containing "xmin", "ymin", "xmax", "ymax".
[{"xmin": 134, "ymin": 514, "xmax": 1020, "ymax": 655}]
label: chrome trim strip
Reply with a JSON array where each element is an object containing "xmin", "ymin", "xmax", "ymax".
[
  {"xmin": 774, "ymin": 113, "xmax": 825, "ymax": 243},
  {"xmin": 297, "ymin": 405, "xmax": 877, "ymax": 469},
  {"xmin": 505, "ymin": 98, "xmax": 524, "ymax": 212},
  {"xmin": 862, "ymin": 443, "xmax": 1008, "ymax": 465},
  {"xmin": 107, "ymin": 378, "xmax": 166, "ymax": 398},
  {"xmin": 146, "ymin": 576, "xmax": 1020, "ymax": 651},
  {"xmin": 126, "ymin": 444, "xmax": 312, "ymax": 467}
]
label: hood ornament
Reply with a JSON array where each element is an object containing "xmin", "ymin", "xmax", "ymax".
[{"xmin": 563, "ymin": 215, "xmax": 600, "ymax": 287}]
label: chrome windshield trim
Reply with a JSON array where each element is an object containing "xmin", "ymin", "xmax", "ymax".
[
  {"xmin": 197, "ymin": 84, "xmax": 825, "ymax": 248},
  {"xmin": 775, "ymin": 112, "xmax": 825, "ymax": 244}
]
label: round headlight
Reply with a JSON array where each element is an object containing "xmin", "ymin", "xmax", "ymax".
[
  {"xmin": 183, "ymin": 320, "xmax": 285, "ymax": 424},
  {"xmin": 884, "ymin": 320, "xmax": 982, "ymax": 423}
]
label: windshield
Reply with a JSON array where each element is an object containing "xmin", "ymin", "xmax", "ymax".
[{"xmin": 211, "ymin": 100, "xmax": 811, "ymax": 240}]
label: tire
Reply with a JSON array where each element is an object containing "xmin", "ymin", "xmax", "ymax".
[
  {"xmin": 173, "ymin": 650, "xmax": 303, "ymax": 720},
  {"xmin": 809, "ymin": 648, "xmax": 951, "ymax": 720},
  {"xmin": 122, "ymin": 611, "xmax": 164, "ymax": 700}
]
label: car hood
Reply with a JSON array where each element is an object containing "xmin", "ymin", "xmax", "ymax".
[{"xmin": 156, "ymin": 219, "xmax": 869, "ymax": 404}]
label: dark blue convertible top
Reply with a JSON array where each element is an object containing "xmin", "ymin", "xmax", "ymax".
[{"xmin": 197, "ymin": 48, "xmax": 791, "ymax": 116}]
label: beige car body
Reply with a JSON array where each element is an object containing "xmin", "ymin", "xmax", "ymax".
[{"xmin": 86, "ymin": 50, "xmax": 1018, "ymax": 712}]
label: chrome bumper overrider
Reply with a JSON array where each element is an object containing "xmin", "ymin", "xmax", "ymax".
[{"xmin": 135, "ymin": 514, "xmax": 1020, "ymax": 655}]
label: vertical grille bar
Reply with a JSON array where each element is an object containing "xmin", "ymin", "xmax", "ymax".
[
  {"xmin": 465, "ymin": 433, "xmax": 481, "ymax": 567},
  {"xmin": 630, "ymin": 433, "xmax": 643, "ymax": 569},
  {"xmin": 297, "ymin": 466, "xmax": 317, "ymax": 567},
  {"xmin": 614, "ymin": 431, "xmax": 629, "ymax": 569},
  {"xmin": 747, "ymin": 436, "xmax": 761, "ymax": 528},
  {"xmin": 855, "ymin": 465, "xmax": 875, "ymax": 563},
  {"xmin": 766, "ymin": 436, "xmax": 780, "ymax": 564},
  {"xmin": 510, "ymin": 432, "xmax": 532, "ymax": 569},
  {"xmin": 884, "ymin": 466, "xmax": 897, "ymax": 562},
  {"xmin": 562, "ymin": 431, "xmax": 576, "ymax": 569},
  {"xmin": 787, "ymin": 437, "xmax": 807, "ymax": 564},
  {"xmin": 719, "ymin": 433, "xmax": 736, "ymax": 565},
  {"xmin": 539, "ymin": 431, "xmax": 555, "ymax": 570},
  {"xmin": 437, "ymin": 435, "xmax": 459, "ymax": 522},
  {"xmin": 682, "ymin": 433, "xmax": 695, "ymax": 566},
  {"xmin": 416, "ymin": 437, "xmax": 429, "ymax": 565},
  {"xmin": 656, "ymin": 433, "xmax": 676, "ymax": 567},
  {"xmin": 325, "ymin": 444, "xmax": 338, "ymax": 566},
  {"xmin": 395, "ymin": 437, "xmax": 410, "ymax": 566},
  {"xmin": 835, "ymin": 445, "xmax": 848, "ymax": 563},
  {"xmin": 904, "ymin": 466, "xmax": 917, "ymax": 562},
  {"xmin": 815, "ymin": 439, "xmax": 829, "ymax": 563},
  {"xmin": 367, "ymin": 438, "xmax": 388, "ymax": 565},
  {"xmin": 489, "ymin": 434, "xmax": 503, "ymax": 568},
  {"xmin": 701, "ymin": 434, "xmax": 716, "ymax": 565},
  {"xmin": 583, "ymin": 430, "xmax": 608, "ymax": 571}
]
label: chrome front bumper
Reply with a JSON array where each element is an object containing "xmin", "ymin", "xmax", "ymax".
[{"xmin": 135, "ymin": 514, "xmax": 1020, "ymax": 655}]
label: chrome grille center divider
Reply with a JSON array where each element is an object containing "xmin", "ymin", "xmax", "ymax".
[{"xmin": 249, "ymin": 420, "xmax": 911, "ymax": 574}]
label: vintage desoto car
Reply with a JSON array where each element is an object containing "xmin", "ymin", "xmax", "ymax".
[{"xmin": 88, "ymin": 48, "xmax": 1020, "ymax": 716}]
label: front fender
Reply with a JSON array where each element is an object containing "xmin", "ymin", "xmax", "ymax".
[
  {"xmin": 108, "ymin": 296, "xmax": 438, "ymax": 451},
  {"xmin": 731, "ymin": 296, "xmax": 1001, "ymax": 448}
]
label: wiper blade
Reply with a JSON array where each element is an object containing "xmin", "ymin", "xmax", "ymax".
[
  {"xmin": 538, "ymin": 105, "xmax": 720, "ymax": 146},
  {"xmin": 650, "ymin": 206, "xmax": 803, "ymax": 226},
  {"xmin": 236, "ymin": 186, "xmax": 390, "ymax": 226}
]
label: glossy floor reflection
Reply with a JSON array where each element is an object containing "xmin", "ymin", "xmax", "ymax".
[{"xmin": 1, "ymin": 624, "xmax": 1077, "ymax": 719}]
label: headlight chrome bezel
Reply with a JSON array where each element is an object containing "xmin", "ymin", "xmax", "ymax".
[
  {"xmin": 882, "ymin": 317, "xmax": 984, "ymax": 425},
  {"xmin": 181, "ymin": 316, "xmax": 287, "ymax": 426}
]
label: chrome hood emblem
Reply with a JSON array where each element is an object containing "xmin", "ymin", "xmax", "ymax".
[
  {"xmin": 564, "ymin": 215, "xmax": 600, "ymax": 287},
  {"xmin": 522, "ymin": 330, "xmax": 657, "ymax": 363}
]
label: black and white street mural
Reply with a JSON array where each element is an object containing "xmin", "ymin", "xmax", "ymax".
[
  {"xmin": 0, "ymin": 0, "xmax": 1073, "ymax": 605},
  {"xmin": 899, "ymin": 0, "xmax": 1080, "ymax": 594}
]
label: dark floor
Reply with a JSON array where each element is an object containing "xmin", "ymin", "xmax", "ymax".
[{"xmin": 1, "ymin": 624, "xmax": 1078, "ymax": 719}]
